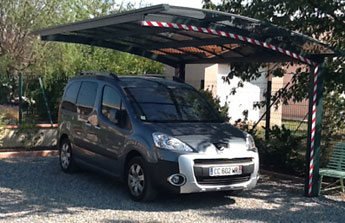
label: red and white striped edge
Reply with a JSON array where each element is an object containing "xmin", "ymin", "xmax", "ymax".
[
  {"xmin": 141, "ymin": 21, "xmax": 318, "ymax": 67},
  {"xmin": 308, "ymin": 65, "xmax": 320, "ymax": 196},
  {"xmin": 141, "ymin": 20, "xmax": 320, "ymax": 196}
]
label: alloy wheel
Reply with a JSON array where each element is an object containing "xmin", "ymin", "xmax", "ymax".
[
  {"xmin": 60, "ymin": 142, "xmax": 71, "ymax": 169},
  {"xmin": 128, "ymin": 163, "xmax": 145, "ymax": 197}
]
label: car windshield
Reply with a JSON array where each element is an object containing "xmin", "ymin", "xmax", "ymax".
[{"xmin": 125, "ymin": 86, "xmax": 222, "ymax": 123}]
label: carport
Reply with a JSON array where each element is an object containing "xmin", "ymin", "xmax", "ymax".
[{"xmin": 34, "ymin": 4, "xmax": 343, "ymax": 197}]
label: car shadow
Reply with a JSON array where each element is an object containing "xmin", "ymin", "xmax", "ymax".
[
  {"xmin": 0, "ymin": 157, "xmax": 344, "ymax": 223},
  {"xmin": 0, "ymin": 157, "xmax": 234, "ymax": 220}
]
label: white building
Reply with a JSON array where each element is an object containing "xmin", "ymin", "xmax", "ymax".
[{"xmin": 164, "ymin": 64, "xmax": 304, "ymax": 126}]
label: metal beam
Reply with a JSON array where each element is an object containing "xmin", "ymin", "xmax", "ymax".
[
  {"xmin": 18, "ymin": 73, "xmax": 23, "ymax": 124},
  {"xmin": 155, "ymin": 33, "xmax": 225, "ymax": 58},
  {"xmin": 33, "ymin": 4, "xmax": 169, "ymax": 36},
  {"xmin": 183, "ymin": 54, "xmax": 295, "ymax": 64},
  {"xmin": 41, "ymin": 34, "xmax": 178, "ymax": 67},
  {"xmin": 92, "ymin": 25, "xmax": 174, "ymax": 39},
  {"xmin": 74, "ymin": 31, "xmax": 185, "ymax": 61},
  {"xmin": 80, "ymin": 26, "xmax": 211, "ymax": 60},
  {"xmin": 147, "ymin": 37, "xmax": 241, "ymax": 50},
  {"xmin": 220, "ymin": 44, "xmax": 247, "ymax": 57},
  {"xmin": 152, "ymin": 34, "xmax": 206, "ymax": 59},
  {"xmin": 265, "ymin": 75, "xmax": 272, "ymax": 141}
]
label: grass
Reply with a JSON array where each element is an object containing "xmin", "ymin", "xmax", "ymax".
[{"xmin": 282, "ymin": 120, "xmax": 308, "ymax": 131}]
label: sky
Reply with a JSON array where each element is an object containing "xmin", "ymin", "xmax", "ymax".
[{"xmin": 128, "ymin": 0, "xmax": 221, "ymax": 9}]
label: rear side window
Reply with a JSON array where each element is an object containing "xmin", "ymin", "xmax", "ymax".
[
  {"xmin": 77, "ymin": 81, "xmax": 98, "ymax": 115},
  {"xmin": 61, "ymin": 82, "xmax": 81, "ymax": 112}
]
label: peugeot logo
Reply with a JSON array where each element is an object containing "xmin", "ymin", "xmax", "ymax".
[
  {"xmin": 217, "ymin": 146, "xmax": 225, "ymax": 151},
  {"xmin": 214, "ymin": 142, "xmax": 227, "ymax": 151}
]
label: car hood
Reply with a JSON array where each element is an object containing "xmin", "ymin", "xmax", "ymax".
[{"xmin": 144, "ymin": 122, "xmax": 248, "ymax": 153}]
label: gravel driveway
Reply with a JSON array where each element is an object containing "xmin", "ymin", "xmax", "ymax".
[{"xmin": 0, "ymin": 156, "xmax": 344, "ymax": 223}]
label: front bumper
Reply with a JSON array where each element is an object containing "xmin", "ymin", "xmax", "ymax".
[
  {"xmin": 178, "ymin": 152, "xmax": 259, "ymax": 194},
  {"xmin": 152, "ymin": 149, "xmax": 259, "ymax": 194}
]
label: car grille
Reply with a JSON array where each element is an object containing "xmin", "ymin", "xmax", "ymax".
[
  {"xmin": 195, "ymin": 174, "xmax": 251, "ymax": 185},
  {"xmin": 194, "ymin": 158, "xmax": 252, "ymax": 165}
]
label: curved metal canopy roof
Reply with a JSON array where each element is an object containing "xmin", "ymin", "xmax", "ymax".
[{"xmin": 34, "ymin": 4, "xmax": 342, "ymax": 67}]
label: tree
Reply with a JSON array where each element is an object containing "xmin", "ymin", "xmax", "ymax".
[
  {"xmin": 0, "ymin": 0, "xmax": 163, "ymax": 122},
  {"xmin": 202, "ymin": 0, "xmax": 345, "ymax": 140}
]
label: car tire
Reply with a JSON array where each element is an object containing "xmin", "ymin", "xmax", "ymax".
[
  {"xmin": 59, "ymin": 138, "xmax": 78, "ymax": 173},
  {"xmin": 126, "ymin": 157, "xmax": 157, "ymax": 202},
  {"xmin": 224, "ymin": 190, "xmax": 243, "ymax": 197}
]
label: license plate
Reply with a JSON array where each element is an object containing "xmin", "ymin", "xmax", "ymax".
[{"xmin": 209, "ymin": 166, "xmax": 242, "ymax": 177}]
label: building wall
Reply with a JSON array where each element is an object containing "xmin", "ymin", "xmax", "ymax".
[
  {"xmin": 204, "ymin": 64, "xmax": 219, "ymax": 96},
  {"xmin": 164, "ymin": 63, "xmax": 302, "ymax": 126},
  {"xmin": 164, "ymin": 64, "xmax": 211, "ymax": 90},
  {"xmin": 271, "ymin": 76, "xmax": 284, "ymax": 126},
  {"xmin": 164, "ymin": 65, "xmax": 175, "ymax": 80},
  {"xmin": 217, "ymin": 66, "xmax": 267, "ymax": 123},
  {"xmin": 186, "ymin": 64, "xmax": 212, "ymax": 90}
]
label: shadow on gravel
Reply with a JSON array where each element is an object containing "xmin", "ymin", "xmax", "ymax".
[
  {"xmin": 0, "ymin": 157, "xmax": 344, "ymax": 223},
  {"xmin": 202, "ymin": 175, "xmax": 345, "ymax": 222},
  {"xmin": 0, "ymin": 157, "xmax": 234, "ymax": 221}
]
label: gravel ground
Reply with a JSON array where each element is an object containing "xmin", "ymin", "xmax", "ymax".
[{"xmin": 0, "ymin": 157, "xmax": 344, "ymax": 223}]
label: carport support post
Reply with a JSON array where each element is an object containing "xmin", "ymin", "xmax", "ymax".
[
  {"xmin": 39, "ymin": 78, "xmax": 53, "ymax": 126},
  {"xmin": 174, "ymin": 63, "xmax": 185, "ymax": 82},
  {"xmin": 304, "ymin": 63, "xmax": 325, "ymax": 197},
  {"xmin": 265, "ymin": 74, "xmax": 272, "ymax": 141},
  {"xmin": 18, "ymin": 72, "xmax": 23, "ymax": 124}
]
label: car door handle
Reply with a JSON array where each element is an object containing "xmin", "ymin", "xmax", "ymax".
[
  {"xmin": 85, "ymin": 122, "xmax": 92, "ymax": 127},
  {"xmin": 94, "ymin": 125, "xmax": 101, "ymax": 130}
]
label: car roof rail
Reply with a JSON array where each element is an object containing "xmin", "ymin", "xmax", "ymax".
[
  {"xmin": 77, "ymin": 71, "xmax": 119, "ymax": 81},
  {"xmin": 139, "ymin": 74, "xmax": 165, "ymax": 78}
]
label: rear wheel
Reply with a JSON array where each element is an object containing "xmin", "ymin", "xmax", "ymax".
[
  {"xmin": 59, "ymin": 138, "xmax": 78, "ymax": 173},
  {"xmin": 126, "ymin": 157, "xmax": 157, "ymax": 202}
]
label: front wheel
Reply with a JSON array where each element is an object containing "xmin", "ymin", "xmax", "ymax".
[
  {"xmin": 59, "ymin": 138, "xmax": 78, "ymax": 173},
  {"xmin": 126, "ymin": 157, "xmax": 157, "ymax": 202}
]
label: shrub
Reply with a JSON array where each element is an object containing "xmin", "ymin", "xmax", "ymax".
[{"xmin": 256, "ymin": 125, "xmax": 305, "ymax": 176}]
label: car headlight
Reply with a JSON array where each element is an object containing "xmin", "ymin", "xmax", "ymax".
[
  {"xmin": 246, "ymin": 134, "xmax": 257, "ymax": 152},
  {"xmin": 152, "ymin": 132, "xmax": 193, "ymax": 152}
]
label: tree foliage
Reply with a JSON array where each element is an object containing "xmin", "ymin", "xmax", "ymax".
[
  {"xmin": 203, "ymin": 0, "xmax": 345, "ymax": 138},
  {"xmin": 0, "ymin": 0, "xmax": 163, "ymax": 122},
  {"xmin": 199, "ymin": 89, "xmax": 230, "ymax": 121},
  {"xmin": 203, "ymin": 0, "xmax": 345, "ymax": 93}
]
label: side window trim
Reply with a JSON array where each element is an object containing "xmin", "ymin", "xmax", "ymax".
[
  {"xmin": 61, "ymin": 81, "xmax": 81, "ymax": 112},
  {"xmin": 76, "ymin": 81, "xmax": 98, "ymax": 116},
  {"xmin": 64, "ymin": 81, "xmax": 81, "ymax": 103},
  {"xmin": 100, "ymin": 85, "xmax": 132, "ymax": 130},
  {"xmin": 100, "ymin": 85, "xmax": 122, "ymax": 122}
]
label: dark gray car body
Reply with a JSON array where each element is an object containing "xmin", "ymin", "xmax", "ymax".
[{"xmin": 58, "ymin": 73, "xmax": 259, "ymax": 194}]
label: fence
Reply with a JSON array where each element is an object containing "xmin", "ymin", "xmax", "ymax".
[{"xmin": 0, "ymin": 75, "xmax": 58, "ymax": 125}]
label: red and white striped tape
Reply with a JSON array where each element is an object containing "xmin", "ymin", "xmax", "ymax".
[
  {"xmin": 141, "ymin": 20, "xmax": 320, "ymax": 196},
  {"xmin": 308, "ymin": 65, "xmax": 320, "ymax": 196},
  {"xmin": 141, "ymin": 21, "xmax": 318, "ymax": 66}
]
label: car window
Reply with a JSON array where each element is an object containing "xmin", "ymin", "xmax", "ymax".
[
  {"xmin": 126, "ymin": 86, "xmax": 221, "ymax": 123},
  {"xmin": 102, "ymin": 86, "xmax": 131, "ymax": 129},
  {"xmin": 76, "ymin": 81, "xmax": 98, "ymax": 115},
  {"xmin": 61, "ymin": 81, "xmax": 81, "ymax": 112}
]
